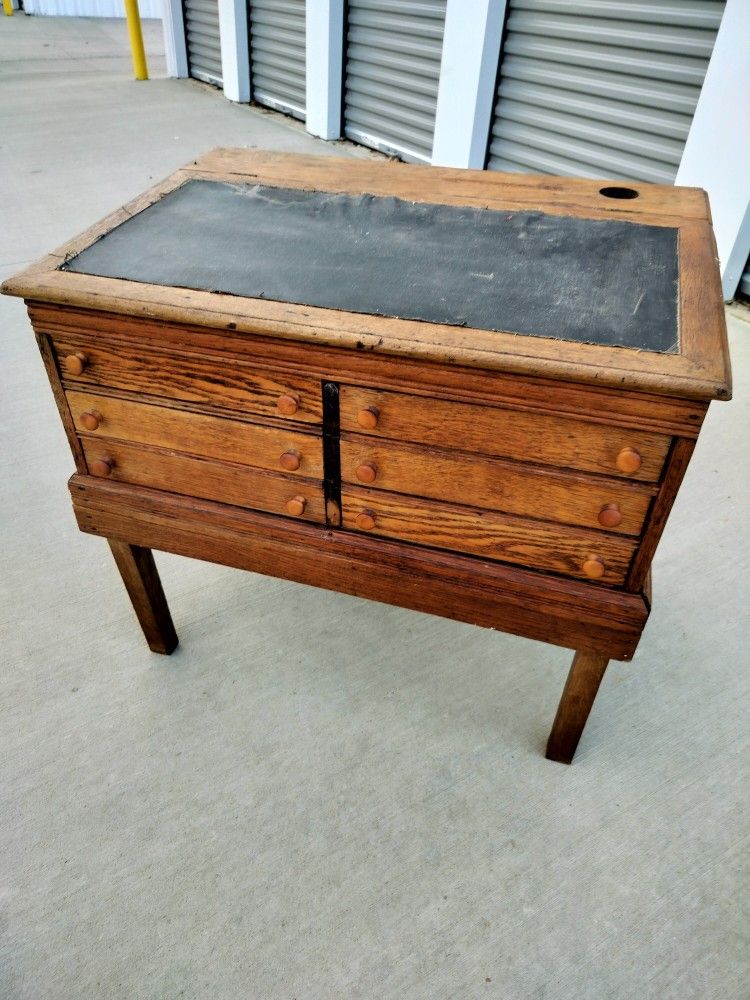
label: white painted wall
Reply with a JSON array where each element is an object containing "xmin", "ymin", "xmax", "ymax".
[
  {"xmin": 24, "ymin": 0, "xmax": 162, "ymax": 16},
  {"xmin": 676, "ymin": 0, "xmax": 750, "ymax": 300}
]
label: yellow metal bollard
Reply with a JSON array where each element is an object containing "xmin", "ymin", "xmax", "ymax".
[
  {"xmin": 3, "ymin": 0, "xmax": 14, "ymax": 17},
  {"xmin": 124, "ymin": 0, "xmax": 149, "ymax": 81}
]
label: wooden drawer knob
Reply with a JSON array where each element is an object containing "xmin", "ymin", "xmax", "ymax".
[
  {"xmin": 357, "ymin": 406, "xmax": 380, "ymax": 430},
  {"xmin": 356, "ymin": 461, "xmax": 377, "ymax": 484},
  {"xmin": 64, "ymin": 352, "xmax": 88, "ymax": 375},
  {"xmin": 355, "ymin": 510, "xmax": 376, "ymax": 531},
  {"xmin": 79, "ymin": 409, "xmax": 102, "ymax": 431},
  {"xmin": 286, "ymin": 495, "xmax": 306, "ymax": 516},
  {"xmin": 581, "ymin": 555, "xmax": 606, "ymax": 580},
  {"xmin": 91, "ymin": 457, "xmax": 114, "ymax": 477},
  {"xmin": 616, "ymin": 447, "xmax": 642, "ymax": 474},
  {"xmin": 279, "ymin": 450, "xmax": 301, "ymax": 471},
  {"xmin": 277, "ymin": 393, "xmax": 299, "ymax": 416},
  {"xmin": 597, "ymin": 503, "xmax": 622, "ymax": 528}
]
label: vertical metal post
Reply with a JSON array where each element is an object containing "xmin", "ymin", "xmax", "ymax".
[
  {"xmin": 432, "ymin": 0, "xmax": 507, "ymax": 168},
  {"xmin": 161, "ymin": 0, "xmax": 189, "ymax": 78},
  {"xmin": 124, "ymin": 0, "xmax": 149, "ymax": 81},
  {"xmin": 218, "ymin": 0, "xmax": 250, "ymax": 102},
  {"xmin": 306, "ymin": 0, "xmax": 345, "ymax": 139}
]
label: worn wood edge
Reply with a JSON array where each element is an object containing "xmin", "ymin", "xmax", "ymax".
[
  {"xmin": 184, "ymin": 149, "xmax": 711, "ymax": 222},
  {"xmin": 626, "ymin": 438, "xmax": 697, "ymax": 591},
  {"xmin": 34, "ymin": 305, "xmax": 709, "ymax": 437},
  {"xmin": 69, "ymin": 476, "xmax": 649, "ymax": 659},
  {"xmin": 1, "ymin": 153, "xmax": 728, "ymax": 402},
  {"xmin": 677, "ymin": 221, "xmax": 733, "ymax": 401},
  {"xmin": 183, "ymin": 165, "xmax": 695, "ymax": 229},
  {"xmin": 12, "ymin": 274, "xmax": 729, "ymax": 402},
  {"xmin": 3, "ymin": 156, "xmax": 697, "ymax": 304},
  {"xmin": 35, "ymin": 332, "xmax": 88, "ymax": 473},
  {"xmin": 0, "ymin": 170, "xmax": 190, "ymax": 300}
]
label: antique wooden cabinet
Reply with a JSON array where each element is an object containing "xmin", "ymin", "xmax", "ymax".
[{"xmin": 2, "ymin": 149, "xmax": 731, "ymax": 762}]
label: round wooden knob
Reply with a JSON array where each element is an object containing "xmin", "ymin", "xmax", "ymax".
[
  {"xmin": 355, "ymin": 510, "xmax": 376, "ymax": 531},
  {"xmin": 286, "ymin": 495, "xmax": 306, "ymax": 516},
  {"xmin": 597, "ymin": 503, "xmax": 622, "ymax": 528},
  {"xmin": 79, "ymin": 409, "xmax": 102, "ymax": 431},
  {"xmin": 91, "ymin": 457, "xmax": 114, "ymax": 477},
  {"xmin": 277, "ymin": 393, "xmax": 299, "ymax": 416},
  {"xmin": 64, "ymin": 352, "xmax": 88, "ymax": 375},
  {"xmin": 581, "ymin": 555, "xmax": 606, "ymax": 580},
  {"xmin": 616, "ymin": 447, "xmax": 642, "ymax": 474},
  {"xmin": 279, "ymin": 450, "xmax": 301, "ymax": 472},
  {"xmin": 357, "ymin": 406, "xmax": 380, "ymax": 430},
  {"xmin": 356, "ymin": 461, "xmax": 377, "ymax": 484}
]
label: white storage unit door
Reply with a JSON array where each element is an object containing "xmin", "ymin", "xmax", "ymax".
[
  {"xmin": 488, "ymin": 0, "xmax": 725, "ymax": 184},
  {"xmin": 249, "ymin": 1, "xmax": 307, "ymax": 119},
  {"xmin": 344, "ymin": 0, "xmax": 447, "ymax": 163},
  {"xmin": 183, "ymin": 0, "xmax": 223, "ymax": 87}
]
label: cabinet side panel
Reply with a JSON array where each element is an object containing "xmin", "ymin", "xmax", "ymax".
[
  {"xmin": 33, "ymin": 327, "xmax": 88, "ymax": 474},
  {"xmin": 626, "ymin": 437, "xmax": 698, "ymax": 591}
]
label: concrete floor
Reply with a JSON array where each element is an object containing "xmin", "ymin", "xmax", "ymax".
[{"xmin": 1, "ymin": 14, "xmax": 748, "ymax": 1000}]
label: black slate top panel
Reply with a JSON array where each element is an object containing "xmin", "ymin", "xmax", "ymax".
[{"xmin": 62, "ymin": 179, "xmax": 679, "ymax": 352}]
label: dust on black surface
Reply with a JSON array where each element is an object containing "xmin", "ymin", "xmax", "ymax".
[{"xmin": 61, "ymin": 179, "xmax": 679, "ymax": 353}]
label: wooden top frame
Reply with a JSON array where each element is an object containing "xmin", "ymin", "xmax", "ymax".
[{"xmin": 2, "ymin": 148, "xmax": 731, "ymax": 402}]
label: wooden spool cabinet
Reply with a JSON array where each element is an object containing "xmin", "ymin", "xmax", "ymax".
[{"xmin": 1, "ymin": 149, "xmax": 731, "ymax": 764}]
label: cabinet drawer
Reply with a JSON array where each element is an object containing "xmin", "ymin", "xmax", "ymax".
[
  {"xmin": 80, "ymin": 439, "xmax": 326, "ymax": 523},
  {"xmin": 342, "ymin": 486, "xmax": 636, "ymax": 585},
  {"xmin": 54, "ymin": 337, "xmax": 323, "ymax": 424},
  {"xmin": 340, "ymin": 386, "xmax": 670, "ymax": 482},
  {"xmin": 68, "ymin": 390, "xmax": 324, "ymax": 477},
  {"xmin": 341, "ymin": 435, "xmax": 654, "ymax": 536}
]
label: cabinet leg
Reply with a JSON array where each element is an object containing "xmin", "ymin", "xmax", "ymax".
[
  {"xmin": 108, "ymin": 541, "xmax": 178, "ymax": 654},
  {"xmin": 546, "ymin": 649, "xmax": 609, "ymax": 764}
]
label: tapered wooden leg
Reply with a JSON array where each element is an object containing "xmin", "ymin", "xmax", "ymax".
[
  {"xmin": 108, "ymin": 540, "xmax": 178, "ymax": 654},
  {"xmin": 546, "ymin": 649, "xmax": 609, "ymax": 764}
]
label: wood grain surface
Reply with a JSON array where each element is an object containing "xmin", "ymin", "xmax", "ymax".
[
  {"xmin": 107, "ymin": 540, "xmax": 178, "ymax": 654},
  {"xmin": 626, "ymin": 437, "xmax": 697, "ymax": 591},
  {"xmin": 51, "ymin": 335, "xmax": 323, "ymax": 424},
  {"xmin": 341, "ymin": 485, "xmax": 636, "ymax": 585},
  {"xmin": 2, "ymin": 150, "xmax": 731, "ymax": 403},
  {"xmin": 340, "ymin": 434, "xmax": 655, "ymax": 535},
  {"xmin": 70, "ymin": 475, "xmax": 650, "ymax": 660},
  {"xmin": 80, "ymin": 438, "xmax": 326, "ymax": 523},
  {"xmin": 67, "ymin": 390, "xmax": 324, "ymax": 477},
  {"xmin": 184, "ymin": 149, "xmax": 711, "ymax": 223},
  {"xmin": 545, "ymin": 649, "xmax": 610, "ymax": 764},
  {"xmin": 31, "ymin": 305, "xmax": 710, "ymax": 438},
  {"xmin": 340, "ymin": 386, "xmax": 671, "ymax": 482}
]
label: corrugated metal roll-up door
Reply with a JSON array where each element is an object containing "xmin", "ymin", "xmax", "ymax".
[
  {"xmin": 488, "ymin": 0, "xmax": 725, "ymax": 183},
  {"xmin": 344, "ymin": 0, "xmax": 447, "ymax": 163},
  {"xmin": 183, "ymin": 0, "xmax": 223, "ymax": 87},
  {"xmin": 249, "ymin": 1, "xmax": 307, "ymax": 119},
  {"xmin": 739, "ymin": 255, "xmax": 750, "ymax": 300}
]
